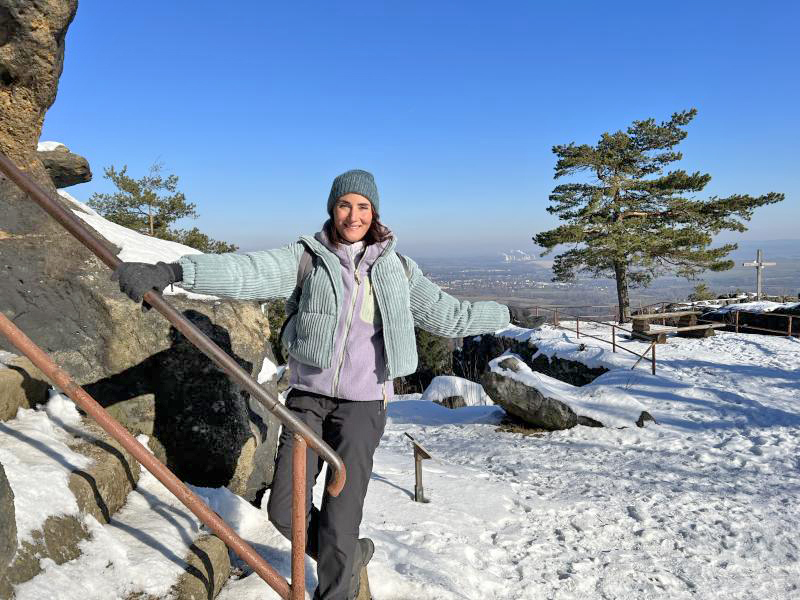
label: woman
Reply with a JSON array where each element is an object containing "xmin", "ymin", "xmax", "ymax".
[{"xmin": 113, "ymin": 169, "xmax": 510, "ymax": 600}]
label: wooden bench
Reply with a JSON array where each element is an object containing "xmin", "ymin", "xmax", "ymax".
[
  {"xmin": 632, "ymin": 321, "xmax": 727, "ymax": 343},
  {"xmin": 631, "ymin": 310, "xmax": 700, "ymax": 331}
]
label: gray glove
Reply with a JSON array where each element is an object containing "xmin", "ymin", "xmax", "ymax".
[{"xmin": 111, "ymin": 261, "xmax": 183, "ymax": 306}]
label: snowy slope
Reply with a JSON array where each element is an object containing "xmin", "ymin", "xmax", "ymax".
[{"xmin": 6, "ymin": 323, "xmax": 800, "ymax": 598}]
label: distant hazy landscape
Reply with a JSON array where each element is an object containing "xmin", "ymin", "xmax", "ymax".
[{"xmin": 416, "ymin": 239, "xmax": 800, "ymax": 316}]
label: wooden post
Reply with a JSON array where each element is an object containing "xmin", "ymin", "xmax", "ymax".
[
  {"xmin": 534, "ymin": 306, "xmax": 539, "ymax": 317},
  {"xmin": 651, "ymin": 343, "xmax": 656, "ymax": 375},
  {"xmin": 789, "ymin": 315, "xmax": 793, "ymax": 337},
  {"xmin": 554, "ymin": 309, "xmax": 559, "ymax": 326},
  {"xmin": 612, "ymin": 325, "xmax": 616, "ymax": 353},
  {"xmin": 405, "ymin": 433, "xmax": 432, "ymax": 503},
  {"xmin": 576, "ymin": 316, "xmax": 580, "ymax": 338},
  {"xmin": 735, "ymin": 310, "xmax": 740, "ymax": 333}
]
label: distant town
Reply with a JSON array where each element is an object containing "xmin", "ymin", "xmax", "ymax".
[{"xmin": 416, "ymin": 243, "xmax": 800, "ymax": 315}]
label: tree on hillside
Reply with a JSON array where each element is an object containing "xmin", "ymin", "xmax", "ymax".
[
  {"xmin": 688, "ymin": 282, "xmax": 715, "ymax": 302},
  {"xmin": 533, "ymin": 109, "xmax": 783, "ymax": 322},
  {"xmin": 88, "ymin": 162, "xmax": 237, "ymax": 253}
]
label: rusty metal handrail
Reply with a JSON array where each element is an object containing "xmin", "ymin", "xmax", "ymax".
[
  {"xmin": 0, "ymin": 312, "xmax": 305, "ymax": 599},
  {"xmin": 0, "ymin": 152, "xmax": 345, "ymax": 598}
]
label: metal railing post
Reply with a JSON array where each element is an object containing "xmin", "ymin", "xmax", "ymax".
[
  {"xmin": 291, "ymin": 435, "xmax": 307, "ymax": 600},
  {"xmin": 788, "ymin": 316, "xmax": 793, "ymax": 337},
  {"xmin": 735, "ymin": 310, "xmax": 740, "ymax": 333},
  {"xmin": 576, "ymin": 316, "xmax": 580, "ymax": 338},
  {"xmin": 612, "ymin": 325, "xmax": 616, "ymax": 353}
]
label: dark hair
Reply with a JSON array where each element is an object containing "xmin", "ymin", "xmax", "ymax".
[{"xmin": 325, "ymin": 209, "xmax": 392, "ymax": 246}]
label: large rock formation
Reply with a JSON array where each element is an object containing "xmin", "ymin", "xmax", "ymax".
[
  {"xmin": 0, "ymin": 0, "xmax": 279, "ymax": 499},
  {"xmin": 456, "ymin": 333, "xmax": 608, "ymax": 387},
  {"xmin": 37, "ymin": 143, "xmax": 91, "ymax": 187}
]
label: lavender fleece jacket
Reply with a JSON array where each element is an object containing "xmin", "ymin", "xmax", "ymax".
[{"xmin": 178, "ymin": 229, "xmax": 510, "ymax": 401}]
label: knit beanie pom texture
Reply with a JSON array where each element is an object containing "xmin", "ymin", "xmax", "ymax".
[{"xmin": 327, "ymin": 169, "xmax": 380, "ymax": 214}]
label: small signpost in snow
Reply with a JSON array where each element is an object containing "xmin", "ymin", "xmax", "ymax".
[
  {"xmin": 404, "ymin": 432, "xmax": 432, "ymax": 503},
  {"xmin": 742, "ymin": 249, "xmax": 776, "ymax": 301}
]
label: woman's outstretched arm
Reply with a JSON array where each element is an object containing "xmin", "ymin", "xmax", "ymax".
[
  {"xmin": 178, "ymin": 242, "xmax": 305, "ymax": 300},
  {"xmin": 405, "ymin": 256, "xmax": 510, "ymax": 337}
]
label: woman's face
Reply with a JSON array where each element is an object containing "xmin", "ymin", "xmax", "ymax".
[{"xmin": 333, "ymin": 193, "xmax": 373, "ymax": 243}]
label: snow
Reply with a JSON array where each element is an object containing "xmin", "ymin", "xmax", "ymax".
[
  {"xmin": 0, "ymin": 392, "xmax": 92, "ymax": 543},
  {"xmin": 420, "ymin": 375, "xmax": 494, "ymax": 406},
  {"xmin": 57, "ymin": 189, "xmax": 101, "ymax": 216},
  {"xmin": 712, "ymin": 300, "xmax": 800, "ymax": 314},
  {"xmin": 37, "ymin": 140, "xmax": 66, "ymax": 152},
  {"xmin": 257, "ymin": 356, "xmax": 279, "ymax": 384},
  {"xmin": 73, "ymin": 210, "xmax": 201, "ymax": 264},
  {"xmin": 5, "ymin": 325, "xmax": 800, "ymax": 598},
  {"xmin": 14, "ymin": 437, "xmax": 210, "ymax": 600}
]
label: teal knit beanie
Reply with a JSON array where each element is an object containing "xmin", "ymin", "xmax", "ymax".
[{"xmin": 327, "ymin": 169, "xmax": 380, "ymax": 214}]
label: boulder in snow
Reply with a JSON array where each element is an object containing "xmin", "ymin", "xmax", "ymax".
[
  {"xmin": 484, "ymin": 355, "xmax": 653, "ymax": 429},
  {"xmin": 482, "ymin": 366, "xmax": 579, "ymax": 430}
]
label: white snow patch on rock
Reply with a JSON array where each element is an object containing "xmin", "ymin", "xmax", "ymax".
[
  {"xmin": 420, "ymin": 375, "xmax": 493, "ymax": 406},
  {"xmin": 0, "ymin": 394, "xmax": 92, "ymax": 543},
  {"xmin": 37, "ymin": 140, "xmax": 66, "ymax": 152},
  {"xmin": 257, "ymin": 356, "xmax": 278, "ymax": 384}
]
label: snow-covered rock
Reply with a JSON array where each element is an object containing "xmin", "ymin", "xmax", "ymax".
[
  {"xmin": 486, "ymin": 353, "xmax": 651, "ymax": 429},
  {"xmin": 420, "ymin": 375, "xmax": 493, "ymax": 407}
]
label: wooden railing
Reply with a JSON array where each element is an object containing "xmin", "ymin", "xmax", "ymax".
[
  {"xmin": 530, "ymin": 306, "xmax": 657, "ymax": 375},
  {"xmin": 730, "ymin": 310, "xmax": 798, "ymax": 337}
]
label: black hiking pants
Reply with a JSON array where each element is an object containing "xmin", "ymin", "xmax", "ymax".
[{"xmin": 267, "ymin": 389, "xmax": 386, "ymax": 600}]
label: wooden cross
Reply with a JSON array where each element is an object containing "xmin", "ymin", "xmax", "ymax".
[{"xmin": 742, "ymin": 249, "xmax": 776, "ymax": 301}]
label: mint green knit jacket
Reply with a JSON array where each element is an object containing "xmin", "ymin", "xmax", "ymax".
[{"xmin": 179, "ymin": 235, "xmax": 510, "ymax": 379}]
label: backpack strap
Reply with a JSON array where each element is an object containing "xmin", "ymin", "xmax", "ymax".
[
  {"xmin": 296, "ymin": 247, "xmax": 314, "ymax": 288},
  {"xmin": 277, "ymin": 247, "xmax": 315, "ymax": 364}
]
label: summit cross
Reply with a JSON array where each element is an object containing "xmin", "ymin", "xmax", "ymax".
[{"xmin": 742, "ymin": 249, "xmax": 776, "ymax": 301}]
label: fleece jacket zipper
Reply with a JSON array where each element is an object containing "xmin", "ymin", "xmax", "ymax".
[{"xmin": 332, "ymin": 250, "xmax": 367, "ymax": 398}]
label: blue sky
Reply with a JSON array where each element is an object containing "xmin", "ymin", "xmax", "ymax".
[{"xmin": 42, "ymin": 1, "xmax": 798, "ymax": 257}]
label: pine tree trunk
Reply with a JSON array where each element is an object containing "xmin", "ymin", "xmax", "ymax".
[{"xmin": 613, "ymin": 260, "xmax": 631, "ymax": 323}]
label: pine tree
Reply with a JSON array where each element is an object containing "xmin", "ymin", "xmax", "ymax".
[
  {"xmin": 88, "ymin": 162, "xmax": 238, "ymax": 253},
  {"xmin": 89, "ymin": 162, "xmax": 196, "ymax": 236},
  {"xmin": 533, "ymin": 109, "xmax": 783, "ymax": 322},
  {"xmin": 688, "ymin": 282, "xmax": 715, "ymax": 302}
]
